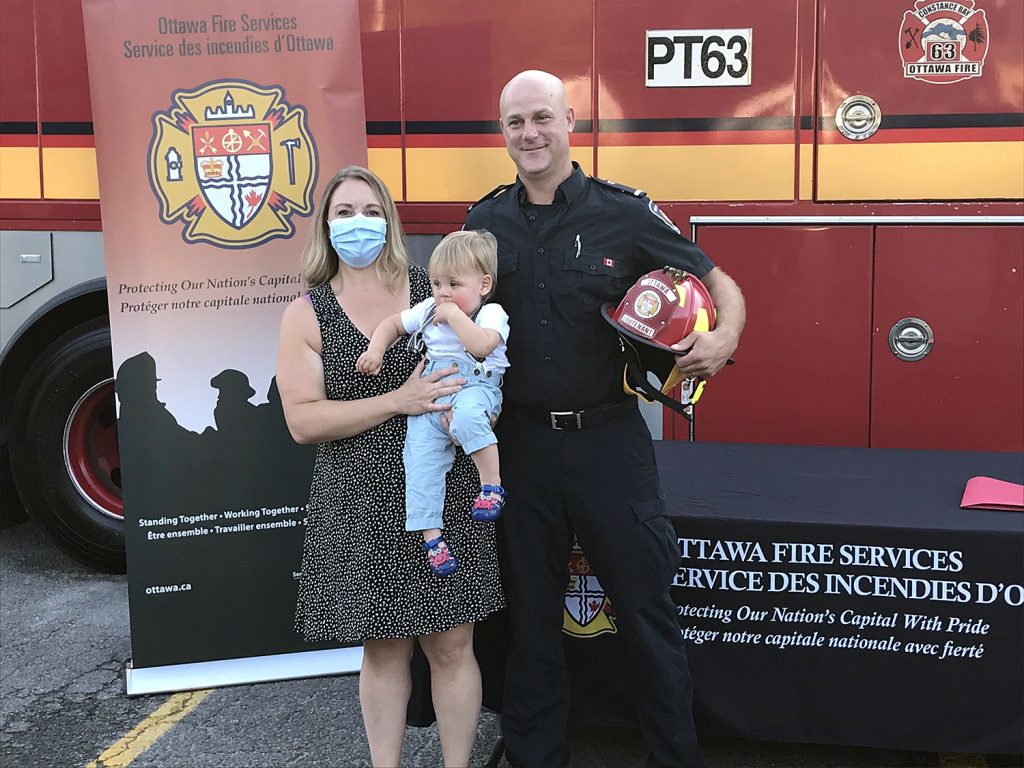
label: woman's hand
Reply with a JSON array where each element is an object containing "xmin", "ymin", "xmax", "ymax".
[{"xmin": 391, "ymin": 360, "xmax": 465, "ymax": 416}]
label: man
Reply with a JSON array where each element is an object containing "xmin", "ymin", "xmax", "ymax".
[{"xmin": 464, "ymin": 70, "xmax": 745, "ymax": 768}]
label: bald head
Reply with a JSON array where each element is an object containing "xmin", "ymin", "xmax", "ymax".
[
  {"xmin": 498, "ymin": 70, "xmax": 575, "ymax": 195},
  {"xmin": 499, "ymin": 70, "xmax": 568, "ymax": 117}
]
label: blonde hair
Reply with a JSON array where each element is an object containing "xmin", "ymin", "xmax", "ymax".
[
  {"xmin": 301, "ymin": 166, "xmax": 409, "ymax": 293},
  {"xmin": 428, "ymin": 230, "xmax": 498, "ymax": 298}
]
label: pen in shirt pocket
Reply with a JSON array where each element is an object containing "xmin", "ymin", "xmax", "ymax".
[{"xmin": 574, "ymin": 234, "xmax": 581, "ymax": 258}]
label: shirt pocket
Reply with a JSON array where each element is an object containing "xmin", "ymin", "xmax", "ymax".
[
  {"xmin": 561, "ymin": 250, "xmax": 634, "ymax": 312},
  {"xmin": 497, "ymin": 248, "xmax": 519, "ymax": 275},
  {"xmin": 494, "ymin": 249, "xmax": 522, "ymax": 312}
]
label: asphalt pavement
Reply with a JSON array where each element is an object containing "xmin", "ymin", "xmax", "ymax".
[{"xmin": 2, "ymin": 514, "xmax": 1020, "ymax": 768}]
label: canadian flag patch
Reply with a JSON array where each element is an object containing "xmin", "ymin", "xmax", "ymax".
[{"xmin": 603, "ymin": 258, "xmax": 616, "ymax": 268}]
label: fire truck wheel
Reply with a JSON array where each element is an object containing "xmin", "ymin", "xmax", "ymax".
[{"xmin": 8, "ymin": 318, "xmax": 126, "ymax": 573}]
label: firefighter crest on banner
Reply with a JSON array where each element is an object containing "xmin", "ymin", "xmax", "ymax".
[
  {"xmin": 149, "ymin": 80, "xmax": 317, "ymax": 248},
  {"xmin": 563, "ymin": 540, "xmax": 617, "ymax": 638},
  {"xmin": 900, "ymin": 0, "xmax": 989, "ymax": 85}
]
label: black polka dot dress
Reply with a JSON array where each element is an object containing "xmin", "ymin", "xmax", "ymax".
[{"xmin": 295, "ymin": 265, "xmax": 505, "ymax": 643}]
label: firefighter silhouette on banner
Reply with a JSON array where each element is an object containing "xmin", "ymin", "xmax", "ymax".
[{"xmin": 114, "ymin": 352, "xmax": 314, "ymax": 516}]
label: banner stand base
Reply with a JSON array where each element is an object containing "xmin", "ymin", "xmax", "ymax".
[{"xmin": 126, "ymin": 647, "xmax": 364, "ymax": 696}]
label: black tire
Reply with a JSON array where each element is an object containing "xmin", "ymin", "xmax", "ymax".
[
  {"xmin": 8, "ymin": 318, "xmax": 126, "ymax": 572},
  {"xmin": 0, "ymin": 442, "xmax": 29, "ymax": 528}
]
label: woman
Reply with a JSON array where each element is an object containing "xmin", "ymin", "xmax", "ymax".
[{"xmin": 277, "ymin": 166, "xmax": 505, "ymax": 767}]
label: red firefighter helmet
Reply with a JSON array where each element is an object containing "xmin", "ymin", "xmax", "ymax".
[{"xmin": 600, "ymin": 266, "xmax": 717, "ymax": 414}]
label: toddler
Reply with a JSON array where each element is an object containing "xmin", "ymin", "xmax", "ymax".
[{"xmin": 357, "ymin": 230, "xmax": 509, "ymax": 576}]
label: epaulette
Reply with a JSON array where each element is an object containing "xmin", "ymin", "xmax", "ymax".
[
  {"xmin": 591, "ymin": 176, "xmax": 647, "ymax": 199},
  {"xmin": 467, "ymin": 183, "xmax": 514, "ymax": 212}
]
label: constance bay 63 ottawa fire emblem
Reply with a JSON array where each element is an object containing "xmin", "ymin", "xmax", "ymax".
[
  {"xmin": 148, "ymin": 80, "xmax": 318, "ymax": 248},
  {"xmin": 900, "ymin": 0, "xmax": 990, "ymax": 85}
]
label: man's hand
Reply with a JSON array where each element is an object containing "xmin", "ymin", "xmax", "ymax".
[
  {"xmin": 356, "ymin": 348, "xmax": 384, "ymax": 375},
  {"xmin": 433, "ymin": 301, "xmax": 464, "ymax": 325},
  {"xmin": 670, "ymin": 329, "xmax": 737, "ymax": 378},
  {"xmin": 672, "ymin": 266, "xmax": 745, "ymax": 378}
]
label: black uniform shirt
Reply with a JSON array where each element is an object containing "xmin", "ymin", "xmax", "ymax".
[{"xmin": 465, "ymin": 163, "xmax": 715, "ymax": 413}]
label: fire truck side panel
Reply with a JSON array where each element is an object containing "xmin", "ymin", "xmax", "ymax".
[
  {"xmin": 795, "ymin": 0, "xmax": 816, "ymax": 202},
  {"xmin": 401, "ymin": 0, "xmax": 595, "ymax": 201},
  {"xmin": 0, "ymin": 231, "xmax": 52, "ymax": 312},
  {"xmin": 0, "ymin": 231, "xmax": 106, "ymax": 359},
  {"xmin": 871, "ymin": 225, "xmax": 1024, "ymax": 451},
  {"xmin": 360, "ymin": 0, "xmax": 403, "ymax": 197},
  {"xmin": 666, "ymin": 225, "xmax": 875, "ymax": 447},
  {"xmin": 816, "ymin": 0, "xmax": 1024, "ymax": 201},
  {"xmin": 37, "ymin": 0, "xmax": 98, "ymax": 201},
  {"xmin": 0, "ymin": 0, "xmax": 40, "ymax": 200},
  {"xmin": 597, "ymin": 0, "xmax": 800, "ymax": 202}
]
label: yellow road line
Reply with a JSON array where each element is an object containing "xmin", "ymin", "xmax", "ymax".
[{"xmin": 85, "ymin": 689, "xmax": 213, "ymax": 768}]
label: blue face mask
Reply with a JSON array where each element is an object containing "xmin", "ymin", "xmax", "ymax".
[{"xmin": 329, "ymin": 215, "xmax": 387, "ymax": 269}]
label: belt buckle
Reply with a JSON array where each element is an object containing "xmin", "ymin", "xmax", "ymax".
[{"xmin": 550, "ymin": 411, "xmax": 582, "ymax": 431}]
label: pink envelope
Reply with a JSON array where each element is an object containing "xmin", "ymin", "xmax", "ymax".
[{"xmin": 961, "ymin": 476, "xmax": 1024, "ymax": 511}]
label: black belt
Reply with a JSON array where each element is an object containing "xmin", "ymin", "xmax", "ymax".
[{"xmin": 509, "ymin": 399, "xmax": 637, "ymax": 431}]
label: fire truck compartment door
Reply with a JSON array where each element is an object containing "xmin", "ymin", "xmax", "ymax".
[
  {"xmin": 816, "ymin": 0, "xmax": 1024, "ymax": 202},
  {"xmin": 871, "ymin": 225, "xmax": 1024, "ymax": 452},
  {"xmin": 1, "ymin": 232, "xmax": 53, "ymax": 309}
]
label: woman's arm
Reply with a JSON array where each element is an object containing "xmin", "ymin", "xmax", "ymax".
[{"xmin": 276, "ymin": 297, "xmax": 465, "ymax": 444}]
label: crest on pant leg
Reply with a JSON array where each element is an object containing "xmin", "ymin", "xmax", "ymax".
[{"xmin": 563, "ymin": 541, "xmax": 617, "ymax": 637}]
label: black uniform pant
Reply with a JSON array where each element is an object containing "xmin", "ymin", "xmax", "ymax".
[{"xmin": 496, "ymin": 406, "xmax": 704, "ymax": 768}]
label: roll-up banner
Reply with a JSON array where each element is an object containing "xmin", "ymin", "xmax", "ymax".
[{"xmin": 81, "ymin": 0, "xmax": 366, "ymax": 695}]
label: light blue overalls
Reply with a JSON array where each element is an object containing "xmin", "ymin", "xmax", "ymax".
[{"xmin": 404, "ymin": 357, "xmax": 503, "ymax": 531}]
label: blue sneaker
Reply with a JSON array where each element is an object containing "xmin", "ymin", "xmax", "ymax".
[
  {"xmin": 423, "ymin": 536, "xmax": 459, "ymax": 576},
  {"xmin": 471, "ymin": 484, "xmax": 506, "ymax": 522}
]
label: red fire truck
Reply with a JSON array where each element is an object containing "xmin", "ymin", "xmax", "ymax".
[{"xmin": 2, "ymin": 0, "xmax": 1021, "ymax": 571}]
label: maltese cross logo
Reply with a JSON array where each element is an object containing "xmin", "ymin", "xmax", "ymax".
[{"xmin": 148, "ymin": 79, "xmax": 318, "ymax": 248}]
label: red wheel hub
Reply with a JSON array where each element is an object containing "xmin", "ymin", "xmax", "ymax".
[{"xmin": 64, "ymin": 379, "xmax": 123, "ymax": 520}]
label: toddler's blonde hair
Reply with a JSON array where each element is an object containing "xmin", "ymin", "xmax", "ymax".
[{"xmin": 429, "ymin": 230, "xmax": 498, "ymax": 297}]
